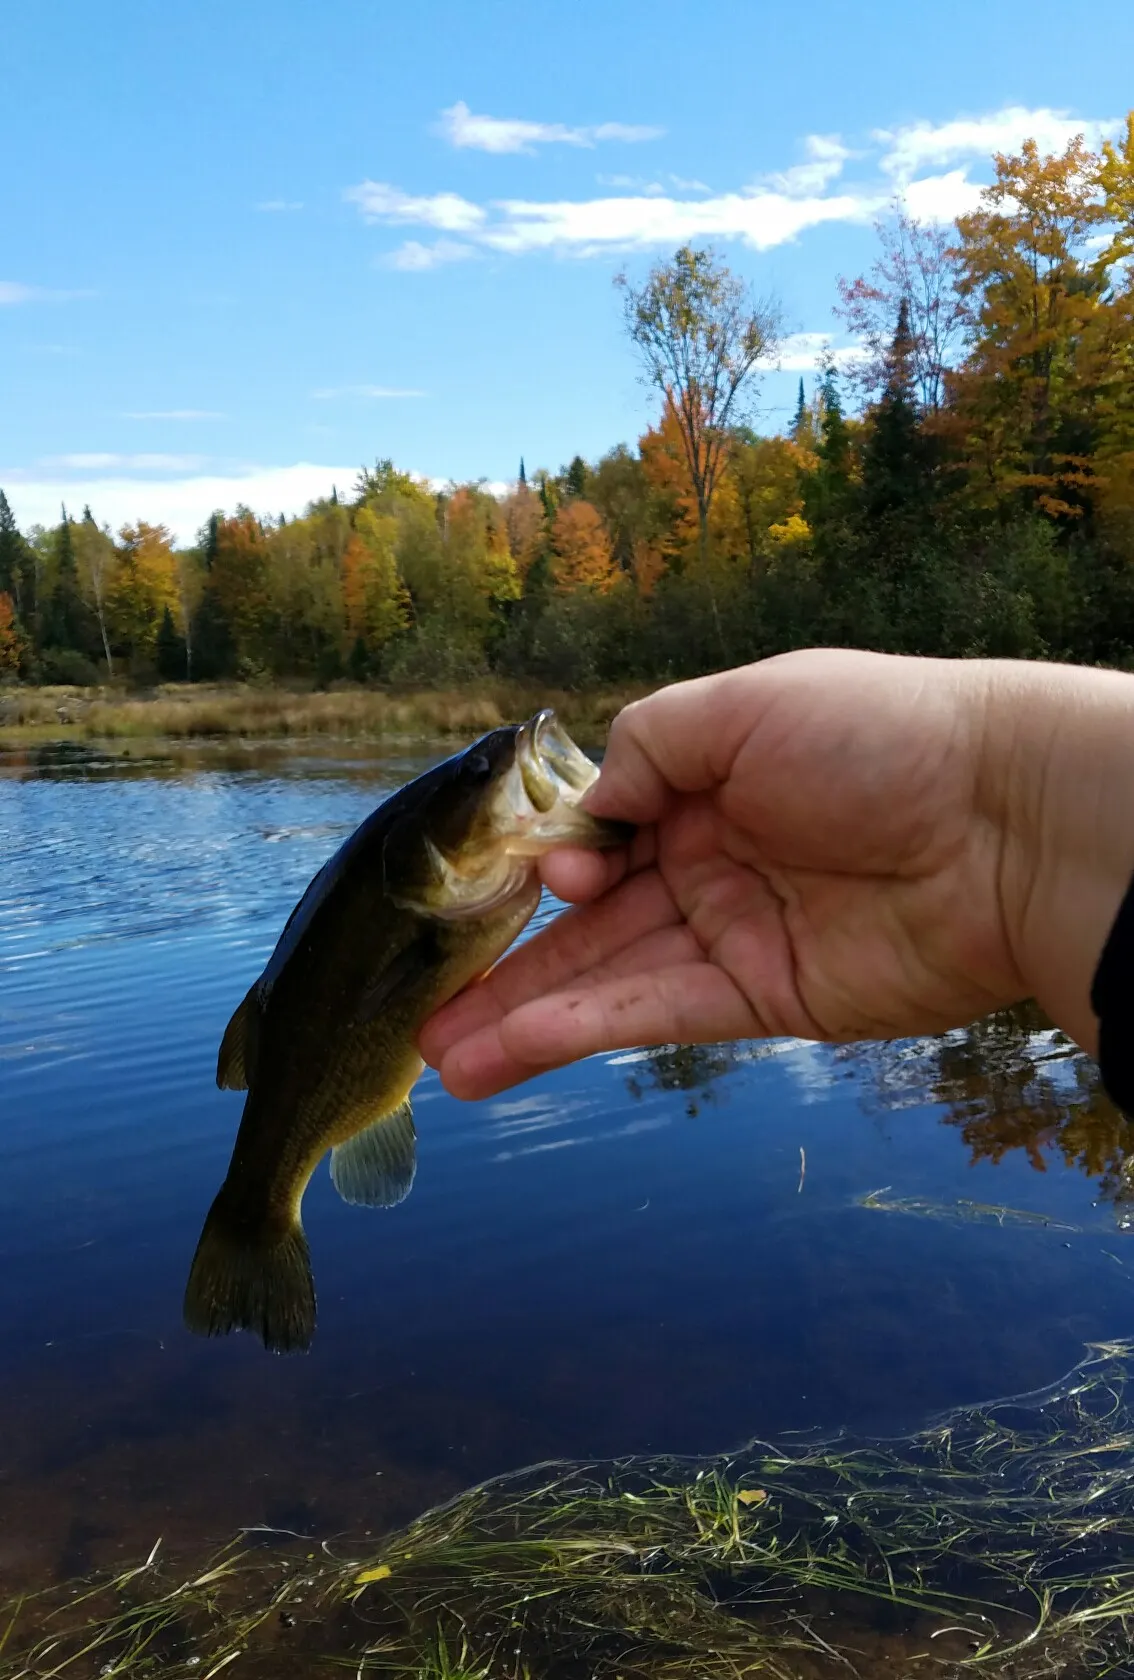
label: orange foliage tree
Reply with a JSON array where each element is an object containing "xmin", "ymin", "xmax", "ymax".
[
  {"xmin": 550, "ymin": 500, "xmax": 618, "ymax": 593},
  {"xmin": 0, "ymin": 591, "xmax": 23, "ymax": 674}
]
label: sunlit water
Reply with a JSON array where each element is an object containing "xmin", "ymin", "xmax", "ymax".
[{"xmin": 1, "ymin": 738, "xmax": 1132, "ymax": 1595}]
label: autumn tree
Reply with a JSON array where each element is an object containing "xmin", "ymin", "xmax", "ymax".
[
  {"xmin": 550, "ymin": 499, "xmax": 618, "ymax": 593},
  {"xmin": 341, "ymin": 505, "xmax": 410, "ymax": 666},
  {"xmin": 109, "ymin": 523, "xmax": 180, "ymax": 665},
  {"xmin": 203, "ymin": 512, "xmax": 270, "ymax": 670},
  {"xmin": 837, "ymin": 208, "xmax": 966, "ymax": 413},
  {"xmin": 0, "ymin": 592, "xmax": 24, "ymax": 675},
  {"xmin": 950, "ymin": 136, "xmax": 1106, "ymax": 517},
  {"xmin": 618, "ymin": 246, "xmax": 780, "ymax": 569}
]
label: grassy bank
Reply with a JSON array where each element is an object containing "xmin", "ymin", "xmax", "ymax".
[{"xmin": 0, "ymin": 681, "xmax": 653, "ymax": 751}]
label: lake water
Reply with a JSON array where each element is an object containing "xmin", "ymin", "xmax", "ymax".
[{"xmin": 2, "ymin": 738, "xmax": 1133, "ymax": 1634}]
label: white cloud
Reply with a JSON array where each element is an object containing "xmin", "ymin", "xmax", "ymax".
[
  {"xmin": 777, "ymin": 332, "xmax": 866, "ymax": 372},
  {"xmin": 771, "ymin": 134, "xmax": 851, "ymax": 196},
  {"xmin": 310, "ymin": 385, "xmax": 426, "ymax": 399},
  {"xmin": 899, "ymin": 169, "xmax": 985, "ymax": 224},
  {"xmin": 385, "ymin": 238, "xmax": 477, "ymax": 271},
  {"xmin": 347, "ymin": 103, "xmax": 1117, "ymax": 265},
  {"xmin": 256, "ymin": 199, "xmax": 304, "ymax": 212},
  {"xmin": 876, "ymin": 105, "xmax": 1121, "ymax": 181},
  {"xmin": 121, "ymin": 410, "xmax": 226, "ymax": 421},
  {"xmin": 1, "ymin": 463, "xmax": 362, "ymax": 545},
  {"xmin": 49, "ymin": 452, "xmax": 207, "ymax": 471},
  {"xmin": 436, "ymin": 100, "xmax": 662, "ymax": 155},
  {"xmin": 480, "ymin": 187, "xmax": 880, "ymax": 254},
  {"xmin": 344, "ymin": 180, "xmax": 486, "ymax": 232}
]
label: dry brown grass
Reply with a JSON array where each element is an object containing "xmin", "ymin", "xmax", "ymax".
[{"xmin": 0, "ymin": 681, "xmax": 654, "ymax": 749}]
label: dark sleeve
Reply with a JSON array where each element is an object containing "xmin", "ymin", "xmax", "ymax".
[{"xmin": 1091, "ymin": 875, "xmax": 1134, "ymax": 1115}]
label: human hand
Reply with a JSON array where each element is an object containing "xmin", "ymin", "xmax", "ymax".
[{"xmin": 420, "ymin": 649, "xmax": 1134, "ymax": 1099}]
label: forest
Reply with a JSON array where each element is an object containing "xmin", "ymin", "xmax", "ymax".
[{"xmin": 2, "ymin": 117, "xmax": 1134, "ymax": 692}]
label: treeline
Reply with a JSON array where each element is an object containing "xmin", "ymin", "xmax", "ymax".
[{"xmin": 2, "ymin": 117, "xmax": 1134, "ymax": 690}]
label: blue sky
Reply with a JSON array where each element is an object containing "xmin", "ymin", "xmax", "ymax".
[{"xmin": 3, "ymin": 0, "xmax": 1132, "ymax": 543}]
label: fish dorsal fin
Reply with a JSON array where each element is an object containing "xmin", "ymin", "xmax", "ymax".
[
  {"xmin": 330, "ymin": 1100, "xmax": 417, "ymax": 1208},
  {"xmin": 217, "ymin": 984, "xmax": 262, "ymax": 1091}
]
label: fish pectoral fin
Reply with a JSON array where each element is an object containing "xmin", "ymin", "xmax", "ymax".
[
  {"xmin": 217, "ymin": 984, "xmax": 262, "ymax": 1091},
  {"xmin": 351, "ymin": 935, "xmax": 439, "ymax": 1028},
  {"xmin": 330, "ymin": 1100, "xmax": 417, "ymax": 1209}
]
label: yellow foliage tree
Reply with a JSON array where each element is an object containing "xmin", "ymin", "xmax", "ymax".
[
  {"xmin": 950, "ymin": 136, "xmax": 1106, "ymax": 516},
  {"xmin": 342, "ymin": 507, "xmax": 410, "ymax": 652},
  {"xmin": 110, "ymin": 522, "xmax": 179, "ymax": 661}
]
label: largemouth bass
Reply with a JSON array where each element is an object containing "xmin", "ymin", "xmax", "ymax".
[{"xmin": 184, "ymin": 710, "xmax": 631, "ymax": 1354}]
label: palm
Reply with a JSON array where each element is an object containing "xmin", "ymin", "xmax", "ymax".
[{"xmin": 420, "ymin": 651, "xmax": 1025, "ymax": 1100}]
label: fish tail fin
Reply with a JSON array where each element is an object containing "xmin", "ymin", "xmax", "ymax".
[{"xmin": 183, "ymin": 1189, "xmax": 315, "ymax": 1354}]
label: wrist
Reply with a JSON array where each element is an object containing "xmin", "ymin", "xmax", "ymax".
[{"xmin": 978, "ymin": 660, "xmax": 1134, "ymax": 1053}]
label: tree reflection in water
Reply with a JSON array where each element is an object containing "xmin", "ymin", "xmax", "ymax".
[{"xmin": 626, "ymin": 1006, "xmax": 1134, "ymax": 1213}]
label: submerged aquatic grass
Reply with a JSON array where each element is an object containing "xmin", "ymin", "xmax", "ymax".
[{"xmin": 5, "ymin": 1342, "xmax": 1134, "ymax": 1678}]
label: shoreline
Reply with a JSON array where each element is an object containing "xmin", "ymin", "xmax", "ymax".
[{"xmin": 0, "ymin": 680, "xmax": 653, "ymax": 752}]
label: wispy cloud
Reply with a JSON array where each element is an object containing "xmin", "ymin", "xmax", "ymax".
[
  {"xmin": 480, "ymin": 187, "xmax": 877, "ymax": 254},
  {"xmin": 875, "ymin": 106, "xmax": 1121, "ymax": 181},
  {"xmin": 344, "ymin": 181, "xmax": 486, "ymax": 232},
  {"xmin": 310, "ymin": 385, "xmax": 426, "ymax": 399},
  {"xmin": 0, "ymin": 281, "xmax": 92, "ymax": 305},
  {"xmin": 347, "ymin": 103, "xmax": 1116, "ymax": 265},
  {"xmin": 256, "ymin": 199, "xmax": 304, "ymax": 212},
  {"xmin": 49, "ymin": 452, "xmax": 207, "ymax": 471},
  {"xmin": 385, "ymin": 238, "xmax": 477, "ymax": 271},
  {"xmin": 121, "ymin": 409, "xmax": 226, "ymax": 421},
  {"xmin": 770, "ymin": 134, "xmax": 852, "ymax": 196},
  {"xmin": 436, "ymin": 100, "xmax": 662, "ymax": 155}
]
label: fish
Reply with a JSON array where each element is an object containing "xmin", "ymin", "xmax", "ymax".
[{"xmin": 184, "ymin": 709, "xmax": 632, "ymax": 1355}]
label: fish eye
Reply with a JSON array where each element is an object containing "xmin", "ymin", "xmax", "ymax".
[{"xmin": 465, "ymin": 751, "xmax": 492, "ymax": 781}]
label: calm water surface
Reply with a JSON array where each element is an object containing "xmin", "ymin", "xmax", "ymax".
[{"xmin": 1, "ymin": 739, "xmax": 1132, "ymax": 1591}]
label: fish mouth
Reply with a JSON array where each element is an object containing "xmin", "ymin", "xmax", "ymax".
[{"xmin": 515, "ymin": 709, "xmax": 600, "ymax": 814}]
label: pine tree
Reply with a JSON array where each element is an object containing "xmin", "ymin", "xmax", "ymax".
[
  {"xmin": 792, "ymin": 378, "xmax": 807, "ymax": 436},
  {"xmin": 518, "ymin": 457, "xmax": 527, "ymax": 487},
  {"xmin": 565, "ymin": 455, "xmax": 588, "ymax": 498},
  {"xmin": 190, "ymin": 587, "xmax": 235, "ymax": 679},
  {"xmin": 202, "ymin": 514, "xmax": 219, "ymax": 572},
  {"xmin": 861, "ymin": 297, "xmax": 934, "ymax": 522},
  {"xmin": 0, "ymin": 490, "xmax": 32, "ymax": 623},
  {"xmin": 43, "ymin": 507, "xmax": 88, "ymax": 652},
  {"xmin": 155, "ymin": 604, "xmax": 187, "ymax": 680}
]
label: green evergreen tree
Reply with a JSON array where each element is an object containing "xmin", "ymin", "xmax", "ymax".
[
  {"xmin": 518, "ymin": 457, "xmax": 527, "ymax": 486},
  {"xmin": 860, "ymin": 297, "xmax": 933, "ymax": 522},
  {"xmin": 348, "ymin": 634, "xmax": 370, "ymax": 682},
  {"xmin": 155, "ymin": 604, "xmax": 187, "ymax": 680},
  {"xmin": 190, "ymin": 587, "xmax": 235, "ymax": 679},
  {"xmin": 0, "ymin": 489, "xmax": 34, "ymax": 625},
  {"xmin": 43, "ymin": 507, "xmax": 89, "ymax": 652},
  {"xmin": 565, "ymin": 455, "xmax": 588, "ymax": 498},
  {"xmin": 792, "ymin": 377, "xmax": 807, "ymax": 439},
  {"xmin": 201, "ymin": 513, "xmax": 219, "ymax": 572}
]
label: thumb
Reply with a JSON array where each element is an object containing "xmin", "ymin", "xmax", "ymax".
[{"xmin": 585, "ymin": 669, "xmax": 752, "ymax": 824}]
